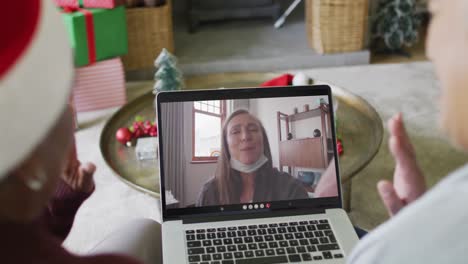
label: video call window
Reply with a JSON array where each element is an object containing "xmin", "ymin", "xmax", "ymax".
[{"xmin": 161, "ymin": 96, "xmax": 338, "ymax": 209}]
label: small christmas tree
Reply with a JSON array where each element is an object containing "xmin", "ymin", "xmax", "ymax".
[
  {"xmin": 372, "ymin": 0, "xmax": 421, "ymax": 55},
  {"xmin": 153, "ymin": 48, "xmax": 184, "ymax": 93}
]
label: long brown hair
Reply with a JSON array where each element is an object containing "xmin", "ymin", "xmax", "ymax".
[{"xmin": 215, "ymin": 109, "xmax": 274, "ymax": 205}]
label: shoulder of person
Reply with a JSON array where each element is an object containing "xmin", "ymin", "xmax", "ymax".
[
  {"xmin": 348, "ymin": 164, "xmax": 468, "ymax": 263},
  {"xmin": 272, "ymin": 169, "xmax": 301, "ymax": 184},
  {"xmin": 201, "ymin": 177, "xmax": 217, "ymax": 192},
  {"xmin": 196, "ymin": 177, "xmax": 219, "ymax": 207}
]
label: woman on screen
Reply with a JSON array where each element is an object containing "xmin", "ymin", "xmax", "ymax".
[{"xmin": 196, "ymin": 109, "xmax": 309, "ymax": 206}]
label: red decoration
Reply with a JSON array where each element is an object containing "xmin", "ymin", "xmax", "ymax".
[
  {"xmin": 130, "ymin": 120, "xmax": 157, "ymax": 138},
  {"xmin": 62, "ymin": 7, "xmax": 96, "ymax": 65},
  {"xmin": 116, "ymin": 116, "xmax": 158, "ymax": 146},
  {"xmin": 337, "ymin": 139, "xmax": 344, "ymax": 155},
  {"xmin": 0, "ymin": 1, "xmax": 40, "ymax": 79},
  {"xmin": 116, "ymin": 127, "xmax": 132, "ymax": 145},
  {"xmin": 260, "ymin": 74, "xmax": 294, "ymax": 87},
  {"xmin": 54, "ymin": 0, "xmax": 123, "ymax": 9}
]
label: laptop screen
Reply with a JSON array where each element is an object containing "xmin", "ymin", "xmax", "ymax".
[{"xmin": 157, "ymin": 86, "xmax": 341, "ymax": 219}]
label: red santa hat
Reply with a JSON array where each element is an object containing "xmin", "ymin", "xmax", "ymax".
[{"xmin": 0, "ymin": 0, "xmax": 73, "ymax": 179}]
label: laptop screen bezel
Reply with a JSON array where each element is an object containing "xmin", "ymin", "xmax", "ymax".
[{"xmin": 156, "ymin": 85, "xmax": 343, "ymax": 221}]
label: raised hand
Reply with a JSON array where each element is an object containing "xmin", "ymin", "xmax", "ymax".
[
  {"xmin": 62, "ymin": 141, "xmax": 96, "ymax": 193},
  {"xmin": 377, "ymin": 113, "xmax": 426, "ymax": 216},
  {"xmin": 314, "ymin": 159, "xmax": 338, "ymax": 198}
]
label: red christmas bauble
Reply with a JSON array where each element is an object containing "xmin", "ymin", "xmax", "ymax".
[{"xmin": 116, "ymin": 127, "xmax": 133, "ymax": 145}]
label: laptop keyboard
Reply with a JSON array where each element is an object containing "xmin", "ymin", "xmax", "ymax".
[{"xmin": 185, "ymin": 219, "xmax": 343, "ymax": 263}]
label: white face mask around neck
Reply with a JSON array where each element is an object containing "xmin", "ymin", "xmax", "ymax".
[{"xmin": 230, "ymin": 154, "xmax": 268, "ymax": 173}]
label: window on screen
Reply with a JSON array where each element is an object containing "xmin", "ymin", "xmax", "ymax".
[{"xmin": 192, "ymin": 100, "xmax": 226, "ymax": 162}]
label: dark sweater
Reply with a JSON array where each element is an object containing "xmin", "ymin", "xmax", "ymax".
[
  {"xmin": 0, "ymin": 180, "xmax": 142, "ymax": 264},
  {"xmin": 197, "ymin": 169, "xmax": 309, "ymax": 206}
]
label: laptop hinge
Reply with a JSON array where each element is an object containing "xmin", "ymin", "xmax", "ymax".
[{"xmin": 182, "ymin": 208, "xmax": 326, "ymax": 224}]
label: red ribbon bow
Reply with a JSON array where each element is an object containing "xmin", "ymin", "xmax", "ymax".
[
  {"xmin": 63, "ymin": 6, "xmax": 80, "ymax": 12},
  {"xmin": 63, "ymin": 7, "xmax": 96, "ymax": 66}
]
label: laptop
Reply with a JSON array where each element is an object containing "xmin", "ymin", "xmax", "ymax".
[{"xmin": 156, "ymin": 85, "xmax": 359, "ymax": 264}]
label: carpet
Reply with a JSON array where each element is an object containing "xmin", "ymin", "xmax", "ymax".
[
  {"xmin": 64, "ymin": 62, "xmax": 468, "ymax": 254},
  {"xmin": 126, "ymin": 1, "xmax": 370, "ymax": 80}
]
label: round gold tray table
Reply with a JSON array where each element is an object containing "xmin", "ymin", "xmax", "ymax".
[{"xmin": 100, "ymin": 73, "xmax": 383, "ymax": 211}]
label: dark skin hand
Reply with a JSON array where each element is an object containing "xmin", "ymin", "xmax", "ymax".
[{"xmin": 62, "ymin": 140, "xmax": 96, "ymax": 193}]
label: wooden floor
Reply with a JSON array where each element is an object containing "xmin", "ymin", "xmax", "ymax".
[{"xmin": 371, "ymin": 27, "xmax": 428, "ymax": 64}]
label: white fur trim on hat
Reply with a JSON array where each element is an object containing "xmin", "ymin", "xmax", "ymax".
[{"xmin": 0, "ymin": 1, "xmax": 74, "ymax": 180}]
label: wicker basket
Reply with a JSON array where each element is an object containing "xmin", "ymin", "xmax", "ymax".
[
  {"xmin": 305, "ymin": 0, "xmax": 368, "ymax": 54},
  {"xmin": 122, "ymin": 0, "xmax": 174, "ymax": 71}
]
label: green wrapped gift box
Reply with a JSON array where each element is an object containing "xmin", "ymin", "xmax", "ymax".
[{"xmin": 62, "ymin": 6, "xmax": 128, "ymax": 67}]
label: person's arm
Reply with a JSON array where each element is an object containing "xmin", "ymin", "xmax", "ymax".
[
  {"xmin": 41, "ymin": 178, "xmax": 93, "ymax": 241},
  {"xmin": 290, "ymin": 184, "xmax": 309, "ymax": 199},
  {"xmin": 314, "ymin": 159, "xmax": 339, "ymax": 197},
  {"xmin": 275, "ymin": 170, "xmax": 309, "ymax": 199},
  {"xmin": 41, "ymin": 140, "xmax": 96, "ymax": 242}
]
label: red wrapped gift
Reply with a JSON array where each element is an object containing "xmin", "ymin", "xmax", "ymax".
[
  {"xmin": 54, "ymin": 0, "xmax": 124, "ymax": 9},
  {"xmin": 72, "ymin": 58, "xmax": 127, "ymax": 112},
  {"xmin": 61, "ymin": 6, "xmax": 128, "ymax": 67}
]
